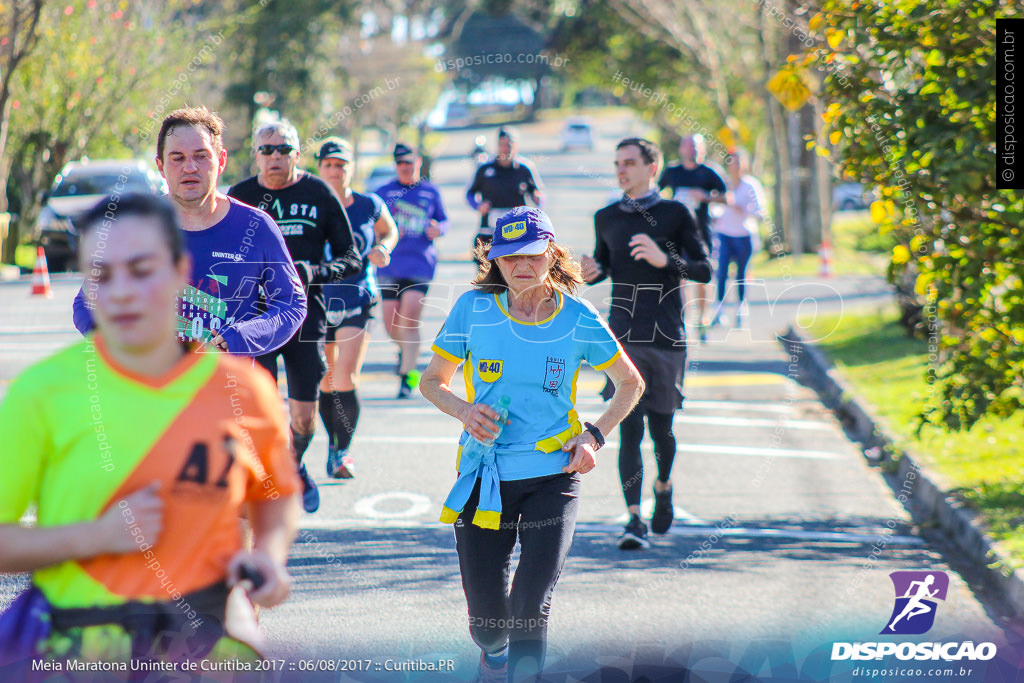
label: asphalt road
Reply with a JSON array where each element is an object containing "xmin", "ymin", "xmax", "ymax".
[{"xmin": 1, "ymin": 112, "xmax": 1020, "ymax": 682}]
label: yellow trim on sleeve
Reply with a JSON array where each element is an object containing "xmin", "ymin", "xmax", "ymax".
[
  {"xmin": 454, "ymin": 444, "xmax": 464, "ymax": 470},
  {"xmin": 472, "ymin": 509, "xmax": 502, "ymax": 530},
  {"xmin": 534, "ymin": 421, "xmax": 583, "ymax": 453},
  {"xmin": 431, "ymin": 344, "xmax": 463, "ymax": 364},
  {"xmin": 440, "ymin": 506, "xmax": 461, "ymax": 524},
  {"xmin": 592, "ymin": 348, "xmax": 621, "ymax": 371}
]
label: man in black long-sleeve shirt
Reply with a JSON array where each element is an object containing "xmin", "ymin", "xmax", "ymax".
[
  {"xmin": 229, "ymin": 119, "xmax": 361, "ymax": 514},
  {"xmin": 465, "ymin": 127, "xmax": 544, "ymax": 261},
  {"xmin": 582, "ymin": 137, "xmax": 711, "ymax": 549}
]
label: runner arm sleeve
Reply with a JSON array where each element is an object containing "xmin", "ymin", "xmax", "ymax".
[
  {"xmin": 431, "ymin": 293, "xmax": 470, "ymax": 361},
  {"xmin": 219, "ymin": 227, "xmax": 307, "ymax": 356},
  {"xmin": 465, "ymin": 168, "xmax": 484, "ymax": 209},
  {"xmin": 73, "ymin": 287, "xmax": 95, "ymax": 335},
  {"xmin": 709, "ymin": 169, "xmax": 728, "ymax": 196},
  {"xmin": 743, "ymin": 179, "xmax": 767, "ymax": 219},
  {"xmin": 588, "ymin": 216, "xmax": 611, "ymax": 285},
  {"xmin": 523, "ymin": 163, "xmax": 546, "ymax": 208},
  {"xmin": 432, "ymin": 189, "xmax": 450, "ymax": 236},
  {"xmin": 657, "ymin": 167, "xmax": 671, "ymax": 190},
  {"xmin": 322, "ymin": 195, "xmax": 362, "ymax": 282},
  {"xmin": 666, "ymin": 209, "xmax": 713, "ymax": 284}
]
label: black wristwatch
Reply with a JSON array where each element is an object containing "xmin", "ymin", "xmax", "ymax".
[{"xmin": 583, "ymin": 422, "xmax": 605, "ymax": 450}]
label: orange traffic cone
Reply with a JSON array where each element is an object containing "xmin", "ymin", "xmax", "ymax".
[
  {"xmin": 31, "ymin": 246, "xmax": 53, "ymax": 298},
  {"xmin": 818, "ymin": 239, "xmax": 833, "ymax": 279}
]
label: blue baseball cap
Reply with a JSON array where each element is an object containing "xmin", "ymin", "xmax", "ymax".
[{"xmin": 489, "ymin": 207, "xmax": 555, "ymax": 260}]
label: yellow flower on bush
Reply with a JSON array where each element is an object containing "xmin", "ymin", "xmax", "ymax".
[{"xmin": 892, "ymin": 244, "xmax": 911, "ymax": 265}]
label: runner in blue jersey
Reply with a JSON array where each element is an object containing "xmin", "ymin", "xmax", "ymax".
[
  {"xmin": 315, "ymin": 137, "xmax": 398, "ymax": 480},
  {"xmin": 375, "ymin": 143, "xmax": 450, "ymax": 398},
  {"xmin": 72, "ymin": 106, "xmax": 306, "ymax": 357},
  {"xmin": 420, "ymin": 208, "xmax": 644, "ymax": 683}
]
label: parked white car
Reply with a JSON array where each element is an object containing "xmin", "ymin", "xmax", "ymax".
[{"xmin": 561, "ymin": 118, "xmax": 594, "ymax": 151}]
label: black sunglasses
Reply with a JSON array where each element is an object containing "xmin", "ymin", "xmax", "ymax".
[{"xmin": 257, "ymin": 144, "xmax": 295, "ymax": 156}]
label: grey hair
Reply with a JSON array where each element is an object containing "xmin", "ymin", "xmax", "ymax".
[{"xmin": 253, "ymin": 120, "xmax": 300, "ymax": 153}]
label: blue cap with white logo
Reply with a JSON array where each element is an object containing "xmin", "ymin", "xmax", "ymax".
[{"xmin": 489, "ymin": 207, "xmax": 556, "ymax": 260}]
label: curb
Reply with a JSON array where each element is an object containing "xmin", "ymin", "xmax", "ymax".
[
  {"xmin": 779, "ymin": 326, "xmax": 1024, "ymax": 620},
  {"xmin": 0, "ymin": 264, "xmax": 21, "ymax": 281}
]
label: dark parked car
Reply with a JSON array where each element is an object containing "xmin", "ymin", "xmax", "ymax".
[
  {"xmin": 832, "ymin": 182, "xmax": 869, "ymax": 211},
  {"xmin": 33, "ymin": 160, "xmax": 166, "ymax": 271}
]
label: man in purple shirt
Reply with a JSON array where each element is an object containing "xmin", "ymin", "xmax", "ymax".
[
  {"xmin": 375, "ymin": 143, "xmax": 449, "ymax": 398},
  {"xmin": 73, "ymin": 106, "xmax": 306, "ymax": 357}
]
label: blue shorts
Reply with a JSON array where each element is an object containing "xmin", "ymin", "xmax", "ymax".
[
  {"xmin": 379, "ymin": 277, "xmax": 430, "ymax": 301},
  {"xmin": 326, "ymin": 304, "xmax": 375, "ymax": 337}
]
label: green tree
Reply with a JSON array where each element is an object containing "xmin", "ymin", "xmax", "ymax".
[
  {"xmin": 4, "ymin": 1, "xmax": 203, "ymax": 257},
  {"xmin": 0, "ymin": 0, "xmax": 45, "ymax": 261},
  {"xmin": 810, "ymin": 0, "xmax": 1023, "ymax": 430},
  {"xmin": 217, "ymin": 0, "xmax": 356, "ymax": 156}
]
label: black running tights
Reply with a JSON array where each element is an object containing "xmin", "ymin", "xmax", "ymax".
[
  {"xmin": 618, "ymin": 409, "xmax": 676, "ymax": 507},
  {"xmin": 454, "ymin": 472, "xmax": 580, "ymax": 683}
]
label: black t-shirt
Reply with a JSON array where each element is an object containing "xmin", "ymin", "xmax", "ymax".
[
  {"xmin": 466, "ymin": 159, "xmax": 542, "ymax": 228},
  {"xmin": 657, "ymin": 163, "xmax": 726, "ymax": 248},
  {"xmin": 591, "ymin": 199, "xmax": 712, "ymax": 348},
  {"xmin": 229, "ymin": 172, "xmax": 361, "ymax": 332},
  {"xmin": 229, "ymin": 172, "xmax": 360, "ymax": 282}
]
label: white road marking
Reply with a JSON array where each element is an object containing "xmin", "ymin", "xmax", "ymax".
[
  {"xmin": 298, "ymin": 518, "xmax": 923, "ymax": 545},
  {"xmin": 354, "ymin": 435, "xmax": 844, "ymax": 460},
  {"xmin": 672, "ymin": 415, "xmax": 832, "ymax": 430},
  {"xmin": 615, "ymin": 501, "xmax": 707, "ymax": 525},
  {"xmin": 373, "ymin": 400, "xmax": 813, "ymax": 418},
  {"xmin": 352, "ymin": 491, "xmax": 434, "ymax": 519}
]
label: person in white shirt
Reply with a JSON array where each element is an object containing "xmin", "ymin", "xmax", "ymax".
[{"xmin": 710, "ymin": 149, "xmax": 765, "ymax": 329}]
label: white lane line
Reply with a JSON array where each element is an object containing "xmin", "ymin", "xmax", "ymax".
[
  {"xmin": 672, "ymin": 415, "xmax": 832, "ymax": 431},
  {"xmin": 655, "ymin": 444, "xmax": 843, "ymax": 460},
  {"xmin": 354, "ymin": 406, "xmax": 828, "ymax": 432},
  {"xmin": 297, "ymin": 519, "xmax": 923, "ymax": 545},
  {"xmin": 565, "ymin": 398, "xmax": 815, "ymax": 414},
  {"xmin": 615, "ymin": 502, "xmax": 708, "ymax": 525},
  {"xmin": 354, "ymin": 435, "xmax": 844, "ymax": 460},
  {"xmin": 573, "ymin": 524, "xmax": 924, "ymax": 546}
]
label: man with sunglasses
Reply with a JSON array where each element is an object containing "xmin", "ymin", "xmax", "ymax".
[{"xmin": 229, "ymin": 121, "xmax": 361, "ymax": 514}]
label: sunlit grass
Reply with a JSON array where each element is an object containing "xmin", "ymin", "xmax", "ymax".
[{"xmin": 803, "ymin": 305, "xmax": 1024, "ymax": 567}]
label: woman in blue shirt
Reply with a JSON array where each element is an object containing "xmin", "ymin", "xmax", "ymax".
[{"xmin": 420, "ymin": 207, "xmax": 644, "ymax": 683}]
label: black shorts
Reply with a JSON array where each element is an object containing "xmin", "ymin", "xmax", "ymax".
[
  {"xmin": 255, "ymin": 313, "xmax": 326, "ymax": 402},
  {"xmin": 379, "ymin": 277, "xmax": 430, "ymax": 301},
  {"xmin": 326, "ymin": 304, "xmax": 374, "ymax": 337},
  {"xmin": 602, "ymin": 342, "xmax": 687, "ymax": 413}
]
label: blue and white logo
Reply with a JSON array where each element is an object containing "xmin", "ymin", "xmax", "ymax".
[{"xmin": 880, "ymin": 570, "xmax": 949, "ymax": 635}]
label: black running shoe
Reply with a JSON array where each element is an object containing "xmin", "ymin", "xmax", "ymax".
[
  {"xmin": 617, "ymin": 513, "xmax": 650, "ymax": 550},
  {"xmin": 651, "ymin": 484, "xmax": 674, "ymax": 534},
  {"xmin": 298, "ymin": 464, "xmax": 320, "ymax": 513}
]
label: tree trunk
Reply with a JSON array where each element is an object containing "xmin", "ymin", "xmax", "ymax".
[
  {"xmin": 786, "ymin": 111, "xmax": 804, "ymax": 257},
  {"xmin": 758, "ymin": 3, "xmax": 793, "ymax": 256},
  {"xmin": 813, "ymin": 97, "xmax": 833, "ymax": 249},
  {"xmin": 798, "ymin": 104, "xmax": 823, "ymax": 252}
]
